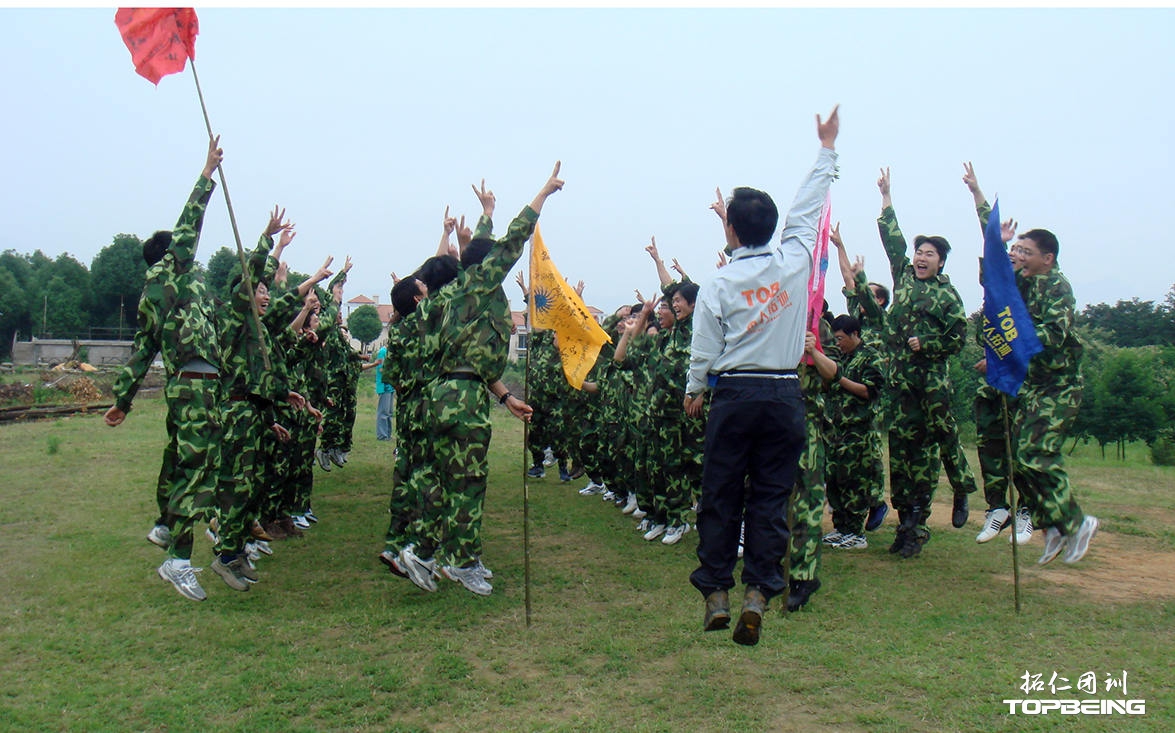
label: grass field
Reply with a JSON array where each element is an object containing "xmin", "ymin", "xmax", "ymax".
[{"xmin": 1, "ymin": 381, "xmax": 1172, "ymax": 732}]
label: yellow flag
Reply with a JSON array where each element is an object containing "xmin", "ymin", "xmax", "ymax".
[{"xmin": 527, "ymin": 224, "xmax": 612, "ymax": 389}]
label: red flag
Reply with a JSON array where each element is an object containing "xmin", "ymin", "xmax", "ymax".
[
  {"xmin": 801, "ymin": 192, "xmax": 832, "ymax": 364},
  {"xmin": 115, "ymin": 8, "xmax": 199, "ymax": 85}
]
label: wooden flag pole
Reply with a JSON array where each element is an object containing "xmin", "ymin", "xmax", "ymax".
[
  {"xmin": 522, "ymin": 292, "xmax": 534, "ymax": 628},
  {"xmin": 188, "ymin": 59, "xmax": 271, "ymax": 369},
  {"xmin": 1003, "ymin": 395, "xmax": 1022, "ymax": 614}
]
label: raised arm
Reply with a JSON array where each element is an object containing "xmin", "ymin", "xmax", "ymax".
[
  {"xmin": 169, "ymin": 135, "xmax": 222, "ymax": 270},
  {"xmin": 436, "ymin": 206, "xmax": 457, "ymax": 257},
  {"xmin": 779, "ymin": 105, "xmax": 840, "ymax": 257},
  {"xmin": 645, "ymin": 236, "xmax": 675, "ymax": 288},
  {"xmin": 962, "ymin": 161, "xmax": 992, "ymax": 231},
  {"xmin": 528, "ymin": 161, "xmax": 564, "ymax": 216},
  {"xmin": 297, "ymin": 256, "xmax": 334, "ymax": 297},
  {"xmin": 472, "ymin": 179, "xmax": 496, "ymax": 239}
]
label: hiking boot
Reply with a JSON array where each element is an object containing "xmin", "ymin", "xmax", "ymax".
[
  {"xmin": 899, "ymin": 526, "xmax": 930, "ymax": 559},
  {"xmin": 951, "ymin": 492, "xmax": 970, "ymax": 528},
  {"xmin": 211, "ymin": 556, "xmax": 251, "ymax": 592},
  {"xmin": 835, "ymin": 533, "xmax": 868, "ymax": 550},
  {"xmin": 1038, "ymin": 527, "xmax": 1068, "ymax": 566},
  {"xmin": 865, "ymin": 502, "xmax": 889, "ymax": 531},
  {"xmin": 732, "ymin": 586, "xmax": 767, "ymax": 646},
  {"xmin": 147, "ymin": 524, "xmax": 171, "ymax": 549},
  {"xmin": 661, "ymin": 523, "xmax": 691, "ymax": 545},
  {"xmin": 279, "ymin": 516, "xmax": 304, "ymax": 538},
  {"xmin": 251, "ymin": 521, "xmax": 275, "ymax": 542},
  {"xmin": 316, "ymin": 449, "xmax": 332, "ymax": 471},
  {"xmin": 642, "ymin": 523, "xmax": 667, "ymax": 541},
  {"xmin": 399, "ymin": 545, "xmax": 437, "ymax": 592},
  {"xmin": 1009, "ymin": 508, "xmax": 1034, "ymax": 545},
  {"xmin": 262, "ymin": 519, "xmax": 288, "ymax": 540},
  {"xmin": 157, "ymin": 558, "xmax": 206, "ymax": 601},
  {"xmin": 1061, "ymin": 515, "xmax": 1098, "ymax": 564},
  {"xmin": 526, "ymin": 465, "xmax": 546, "ymax": 479},
  {"xmin": 703, "ymin": 590, "xmax": 730, "ymax": 631},
  {"xmin": 821, "ymin": 531, "xmax": 845, "ymax": 547},
  {"xmin": 441, "ymin": 563, "xmax": 493, "ymax": 596},
  {"xmin": 976, "ymin": 507, "xmax": 1011, "ymax": 543},
  {"xmin": 786, "ymin": 577, "xmax": 822, "ymax": 612},
  {"xmin": 379, "ymin": 549, "xmax": 408, "ymax": 579}
]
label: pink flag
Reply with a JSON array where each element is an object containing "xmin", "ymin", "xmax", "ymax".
[
  {"xmin": 115, "ymin": 8, "xmax": 199, "ymax": 85},
  {"xmin": 802, "ymin": 192, "xmax": 832, "ymax": 364}
]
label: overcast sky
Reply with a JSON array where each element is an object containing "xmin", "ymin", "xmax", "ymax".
[{"xmin": 3, "ymin": 7, "xmax": 1172, "ymax": 319}]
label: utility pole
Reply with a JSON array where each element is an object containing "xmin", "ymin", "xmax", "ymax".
[
  {"xmin": 42, "ymin": 293, "xmax": 48, "ymax": 338},
  {"xmin": 119, "ymin": 295, "xmax": 125, "ymax": 340}
]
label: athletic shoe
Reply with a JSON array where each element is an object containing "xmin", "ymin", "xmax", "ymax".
[
  {"xmin": 211, "ymin": 556, "xmax": 251, "ymax": 592},
  {"xmin": 703, "ymin": 590, "xmax": 730, "ymax": 631},
  {"xmin": 578, "ymin": 481, "xmax": 606, "ymax": 496},
  {"xmin": 631, "ymin": 507, "xmax": 647, "ymax": 520},
  {"xmin": 475, "ymin": 558, "xmax": 493, "ymax": 580},
  {"xmin": 559, "ymin": 467, "xmax": 572, "ymax": 483},
  {"xmin": 635, "ymin": 518, "xmax": 651, "ymax": 533},
  {"xmin": 157, "ymin": 558, "xmax": 206, "ymax": 601},
  {"xmin": 568, "ymin": 466, "xmax": 586, "ymax": 480},
  {"xmin": 733, "ymin": 586, "xmax": 767, "ymax": 646},
  {"xmin": 441, "ymin": 564, "xmax": 493, "ymax": 596},
  {"xmin": 835, "ymin": 533, "xmax": 868, "ymax": 550},
  {"xmin": 251, "ymin": 521, "xmax": 275, "ymax": 542},
  {"xmin": 642, "ymin": 523, "xmax": 667, "ymax": 541},
  {"xmin": 821, "ymin": 531, "xmax": 845, "ymax": 547},
  {"xmin": 147, "ymin": 524, "xmax": 171, "ymax": 549},
  {"xmin": 379, "ymin": 549, "xmax": 408, "ymax": 579},
  {"xmin": 951, "ymin": 492, "xmax": 970, "ymax": 528},
  {"xmin": 621, "ymin": 494, "xmax": 639, "ymax": 515},
  {"xmin": 601, "ymin": 490, "xmax": 617, "ymax": 501},
  {"xmin": 1037, "ymin": 527, "xmax": 1068, "ymax": 566},
  {"xmin": 542, "ymin": 447, "xmax": 556, "ymax": 467},
  {"xmin": 337, "ymin": 451, "xmax": 350, "ymax": 464},
  {"xmin": 976, "ymin": 507, "xmax": 1011, "ymax": 543},
  {"xmin": 316, "ymin": 449, "xmax": 332, "ymax": 471},
  {"xmin": 205, "ymin": 516, "xmax": 219, "ymax": 545},
  {"xmin": 786, "ymin": 578, "xmax": 821, "ymax": 613},
  {"xmin": 526, "ymin": 465, "xmax": 545, "ymax": 479},
  {"xmin": 1009, "ymin": 508, "xmax": 1034, "ymax": 545},
  {"xmin": 329, "ymin": 449, "xmax": 346, "ymax": 468},
  {"xmin": 661, "ymin": 523, "xmax": 691, "ymax": 545},
  {"xmin": 292, "ymin": 515, "xmax": 312, "ymax": 530},
  {"xmin": 399, "ymin": 545, "xmax": 437, "ymax": 592},
  {"xmin": 244, "ymin": 542, "xmax": 262, "ymax": 563},
  {"xmin": 865, "ymin": 503, "xmax": 889, "ymax": 531},
  {"xmin": 304, "ymin": 509, "xmax": 319, "ymax": 524},
  {"xmin": 1061, "ymin": 515, "xmax": 1098, "ymax": 564},
  {"xmin": 252, "ymin": 539, "xmax": 273, "ymax": 556},
  {"xmin": 737, "ymin": 522, "xmax": 745, "ymax": 559}
]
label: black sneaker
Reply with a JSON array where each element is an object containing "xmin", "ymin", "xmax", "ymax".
[
  {"xmin": 952, "ymin": 493, "xmax": 970, "ymax": 528},
  {"xmin": 526, "ymin": 465, "xmax": 545, "ymax": 479},
  {"xmin": 786, "ymin": 578, "xmax": 821, "ymax": 612}
]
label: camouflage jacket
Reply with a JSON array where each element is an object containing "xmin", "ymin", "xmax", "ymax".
[
  {"xmin": 842, "ymin": 269, "xmax": 886, "ymax": 353},
  {"xmin": 878, "ymin": 206, "xmax": 967, "ymax": 369},
  {"xmin": 827, "ymin": 341, "xmax": 884, "ymax": 431},
  {"xmin": 1018, "ymin": 267, "xmax": 1083, "ymax": 382},
  {"xmin": 113, "ymin": 176, "xmax": 220, "ymax": 413},
  {"xmin": 218, "ymin": 233, "xmax": 288, "ymax": 407}
]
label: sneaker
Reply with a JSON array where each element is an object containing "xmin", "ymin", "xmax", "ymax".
[
  {"xmin": 474, "ymin": 558, "xmax": 493, "ymax": 580},
  {"xmin": 157, "ymin": 558, "xmax": 206, "ymax": 601},
  {"xmin": 865, "ymin": 503, "xmax": 889, "ymax": 531},
  {"xmin": 568, "ymin": 466, "xmax": 586, "ymax": 480},
  {"xmin": 601, "ymin": 489, "xmax": 617, "ymax": 501},
  {"xmin": 635, "ymin": 518, "xmax": 651, "ymax": 532},
  {"xmin": 251, "ymin": 520, "xmax": 275, "ymax": 542},
  {"xmin": 147, "ymin": 524, "xmax": 171, "ymax": 549},
  {"xmin": 821, "ymin": 531, "xmax": 845, "ymax": 547},
  {"xmin": 211, "ymin": 556, "xmax": 251, "ymax": 592},
  {"xmin": 976, "ymin": 507, "xmax": 1011, "ymax": 543},
  {"xmin": 329, "ymin": 449, "xmax": 346, "ymax": 468},
  {"xmin": 578, "ymin": 481, "xmax": 606, "ymax": 496},
  {"xmin": 526, "ymin": 465, "xmax": 546, "ymax": 479},
  {"xmin": 1037, "ymin": 527, "xmax": 1068, "ymax": 566},
  {"xmin": 951, "ymin": 492, "xmax": 970, "ymax": 528},
  {"xmin": 205, "ymin": 516, "xmax": 219, "ymax": 545},
  {"xmin": 642, "ymin": 523, "xmax": 667, "ymax": 541},
  {"xmin": 786, "ymin": 578, "xmax": 822, "ymax": 613},
  {"xmin": 292, "ymin": 515, "xmax": 311, "ymax": 530},
  {"xmin": 661, "ymin": 523, "xmax": 692, "ymax": 545},
  {"xmin": 1009, "ymin": 508, "xmax": 1034, "ymax": 545},
  {"xmin": 252, "ymin": 539, "xmax": 273, "ymax": 556},
  {"xmin": 399, "ymin": 545, "xmax": 437, "ymax": 592},
  {"xmin": 559, "ymin": 467, "xmax": 572, "ymax": 483},
  {"xmin": 316, "ymin": 449, "xmax": 332, "ymax": 471},
  {"xmin": 631, "ymin": 507, "xmax": 647, "ymax": 519},
  {"xmin": 737, "ymin": 522, "xmax": 745, "ymax": 558},
  {"xmin": 1061, "ymin": 515, "xmax": 1098, "ymax": 564},
  {"xmin": 703, "ymin": 590, "xmax": 730, "ymax": 631},
  {"xmin": 379, "ymin": 549, "xmax": 408, "ymax": 579},
  {"xmin": 733, "ymin": 586, "xmax": 767, "ymax": 646},
  {"xmin": 304, "ymin": 509, "xmax": 319, "ymax": 524},
  {"xmin": 621, "ymin": 494, "xmax": 639, "ymax": 515},
  {"xmin": 835, "ymin": 533, "xmax": 868, "ymax": 550},
  {"xmin": 244, "ymin": 541, "xmax": 262, "ymax": 563},
  {"xmin": 542, "ymin": 447, "xmax": 556, "ymax": 467},
  {"xmin": 337, "ymin": 451, "xmax": 350, "ymax": 465},
  {"xmin": 441, "ymin": 563, "xmax": 493, "ymax": 596}
]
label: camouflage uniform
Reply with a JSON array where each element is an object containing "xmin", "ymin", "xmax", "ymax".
[
  {"xmin": 879, "ymin": 206, "xmax": 969, "ymax": 548},
  {"xmin": 525, "ymin": 329, "xmax": 567, "ymax": 470},
  {"xmin": 413, "ymin": 207, "xmax": 537, "ymax": 569},
  {"xmin": 319, "ymin": 270, "xmax": 361, "ymax": 456},
  {"xmin": 382, "ymin": 312, "xmax": 433, "ymax": 555},
  {"xmin": 648, "ymin": 313, "xmax": 705, "ymax": 530},
  {"xmin": 261, "ymin": 285, "xmax": 314, "ymax": 521},
  {"xmin": 1014, "ymin": 266, "xmax": 1086, "ymax": 534},
  {"xmin": 825, "ymin": 341, "xmax": 885, "ymax": 536},
  {"xmin": 214, "ymin": 233, "xmax": 287, "ymax": 557},
  {"xmin": 842, "ymin": 271, "xmax": 889, "ymax": 511},
  {"xmin": 111, "ymin": 176, "xmax": 222, "ymax": 561},
  {"xmin": 616, "ymin": 329, "xmax": 660, "ymax": 514}
]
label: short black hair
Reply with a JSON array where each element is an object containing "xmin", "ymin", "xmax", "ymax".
[
  {"xmin": 832, "ymin": 314, "xmax": 861, "ymax": 336},
  {"xmin": 914, "ymin": 234, "xmax": 951, "ymax": 265},
  {"xmin": 391, "ymin": 276, "xmax": 422, "ymax": 317},
  {"xmin": 461, "ymin": 237, "xmax": 494, "ymax": 268},
  {"xmin": 726, "ymin": 187, "xmax": 778, "ymax": 247},
  {"xmin": 868, "ymin": 282, "xmax": 890, "ymax": 309},
  {"xmin": 676, "ymin": 281, "xmax": 700, "ymax": 306},
  {"xmin": 1020, "ymin": 229, "xmax": 1059, "ymax": 258},
  {"xmin": 142, "ymin": 230, "xmax": 172, "ymax": 266},
  {"xmin": 416, "ymin": 254, "xmax": 459, "ymax": 292}
]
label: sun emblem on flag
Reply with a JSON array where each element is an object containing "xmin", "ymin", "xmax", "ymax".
[{"xmin": 533, "ymin": 287, "xmax": 553, "ymax": 312}]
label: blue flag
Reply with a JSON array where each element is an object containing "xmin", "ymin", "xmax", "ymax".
[{"xmin": 980, "ymin": 199, "xmax": 1042, "ymax": 396}]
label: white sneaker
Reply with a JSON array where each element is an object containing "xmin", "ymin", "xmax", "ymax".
[
  {"xmin": 976, "ymin": 507, "xmax": 1011, "ymax": 543},
  {"xmin": 643, "ymin": 523, "xmax": 667, "ymax": 541},
  {"xmin": 601, "ymin": 490, "xmax": 617, "ymax": 502},
  {"xmin": 157, "ymin": 558, "xmax": 206, "ymax": 601},
  {"xmin": 441, "ymin": 564, "xmax": 493, "ymax": 596},
  {"xmin": 147, "ymin": 524, "xmax": 171, "ymax": 549},
  {"xmin": 621, "ymin": 495, "xmax": 639, "ymax": 515},
  {"xmin": 636, "ymin": 518, "xmax": 651, "ymax": 532},
  {"xmin": 1038, "ymin": 527, "xmax": 1068, "ymax": 566},
  {"xmin": 737, "ymin": 521, "xmax": 745, "ymax": 558},
  {"xmin": 475, "ymin": 557, "xmax": 493, "ymax": 580},
  {"xmin": 631, "ymin": 508, "xmax": 648, "ymax": 519},
  {"xmin": 245, "ymin": 541, "xmax": 261, "ymax": 563},
  {"xmin": 1062, "ymin": 515, "xmax": 1098, "ymax": 564},
  {"xmin": 835, "ymin": 533, "xmax": 868, "ymax": 550},
  {"xmin": 661, "ymin": 523, "xmax": 691, "ymax": 545},
  {"xmin": 399, "ymin": 545, "xmax": 438, "ymax": 592},
  {"xmin": 292, "ymin": 515, "xmax": 312, "ymax": 530},
  {"xmin": 252, "ymin": 539, "xmax": 273, "ymax": 556},
  {"xmin": 579, "ymin": 481, "xmax": 606, "ymax": 496},
  {"xmin": 542, "ymin": 447, "xmax": 556, "ymax": 467},
  {"xmin": 821, "ymin": 531, "xmax": 845, "ymax": 547},
  {"xmin": 1009, "ymin": 508, "xmax": 1034, "ymax": 545}
]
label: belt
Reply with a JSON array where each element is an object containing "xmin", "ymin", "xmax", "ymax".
[
  {"xmin": 176, "ymin": 371, "xmax": 221, "ymax": 380},
  {"xmin": 442, "ymin": 371, "xmax": 484, "ymax": 382},
  {"xmin": 717, "ymin": 369, "xmax": 798, "ymax": 379}
]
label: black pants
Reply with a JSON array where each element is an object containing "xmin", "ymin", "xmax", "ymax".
[{"xmin": 689, "ymin": 377, "xmax": 805, "ymax": 601}]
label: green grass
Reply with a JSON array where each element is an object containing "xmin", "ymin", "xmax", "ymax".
[{"xmin": 1, "ymin": 386, "xmax": 1172, "ymax": 732}]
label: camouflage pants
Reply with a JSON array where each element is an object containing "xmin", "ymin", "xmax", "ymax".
[
  {"xmin": 159, "ymin": 375, "xmax": 221, "ymax": 560},
  {"xmin": 214, "ymin": 398, "xmax": 269, "ymax": 556},
  {"xmin": 939, "ymin": 417, "xmax": 979, "ymax": 497},
  {"xmin": 267, "ymin": 404, "xmax": 315, "ymax": 518},
  {"xmin": 827, "ymin": 424, "xmax": 881, "ymax": 536},
  {"xmin": 527, "ymin": 389, "xmax": 565, "ymax": 468},
  {"xmin": 627, "ymin": 410, "xmax": 654, "ymax": 511},
  {"xmin": 888, "ymin": 364, "xmax": 959, "ymax": 524},
  {"xmin": 866, "ymin": 428, "xmax": 888, "ymax": 509},
  {"xmin": 321, "ymin": 375, "xmax": 358, "ymax": 452},
  {"xmin": 1014, "ymin": 376, "xmax": 1085, "ymax": 535},
  {"xmin": 648, "ymin": 412, "xmax": 703, "ymax": 526},
  {"xmin": 385, "ymin": 389, "xmax": 432, "ymax": 554},
  {"xmin": 418, "ymin": 378, "xmax": 492, "ymax": 568},
  {"xmin": 975, "ymin": 384, "xmax": 1023, "ymax": 511},
  {"xmin": 787, "ymin": 411, "xmax": 826, "ymax": 583}
]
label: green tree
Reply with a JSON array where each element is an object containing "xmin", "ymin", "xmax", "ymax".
[
  {"xmin": 90, "ymin": 234, "xmax": 145, "ymax": 333},
  {"xmin": 1085, "ymin": 348, "xmax": 1165, "ymax": 460},
  {"xmin": 347, "ymin": 304, "xmax": 383, "ymax": 351},
  {"xmin": 205, "ymin": 246, "xmax": 238, "ymax": 303}
]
